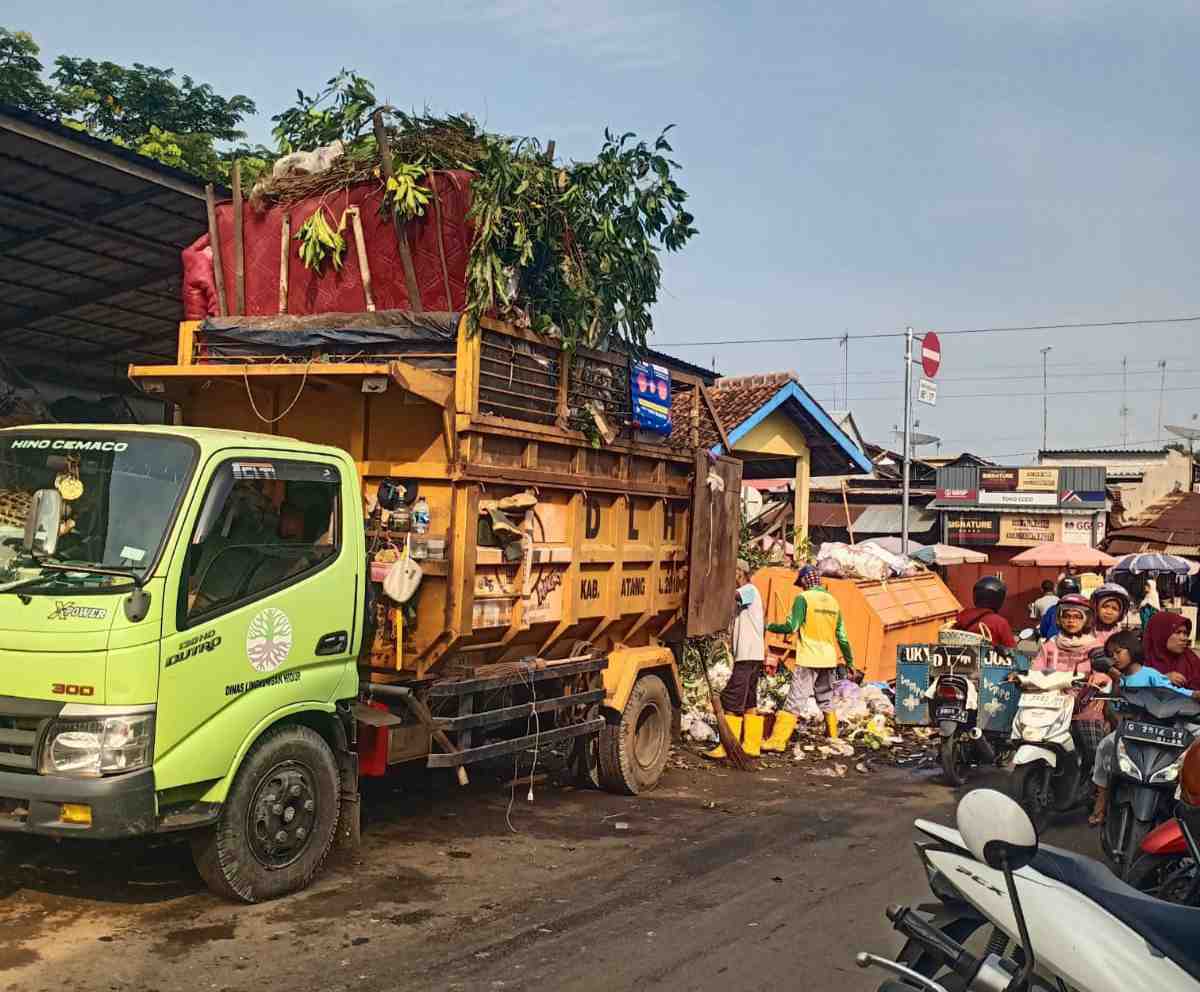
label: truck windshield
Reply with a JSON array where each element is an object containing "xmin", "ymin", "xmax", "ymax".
[{"xmin": 0, "ymin": 434, "xmax": 196, "ymax": 589}]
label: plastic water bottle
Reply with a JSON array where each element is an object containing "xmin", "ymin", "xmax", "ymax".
[{"xmin": 411, "ymin": 496, "xmax": 430, "ymax": 535}]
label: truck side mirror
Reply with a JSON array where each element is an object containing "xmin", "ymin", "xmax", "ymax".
[{"xmin": 22, "ymin": 488, "xmax": 63, "ymax": 558}]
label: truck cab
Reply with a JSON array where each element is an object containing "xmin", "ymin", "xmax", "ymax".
[{"xmin": 0, "ymin": 425, "xmax": 363, "ymax": 897}]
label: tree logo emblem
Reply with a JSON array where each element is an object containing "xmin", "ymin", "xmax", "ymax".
[{"xmin": 245, "ymin": 608, "xmax": 294, "ymax": 673}]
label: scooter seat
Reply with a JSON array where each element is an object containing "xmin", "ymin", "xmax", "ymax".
[{"xmin": 1030, "ymin": 843, "xmax": 1200, "ymax": 982}]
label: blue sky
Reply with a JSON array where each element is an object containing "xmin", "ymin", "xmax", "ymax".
[{"xmin": 16, "ymin": 2, "xmax": 1200, "ymax": 458}]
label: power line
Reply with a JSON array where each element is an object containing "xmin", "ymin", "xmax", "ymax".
[
  {"xmin": 828, "ymin": 383, "xmax": 1200, "ymax": 404},
  {"xmin": 796, "ymin": 366, "xmax": 1200, "ymax": 389},
  {"xmin": 659, "ymin": 312, "xmax": 1200, "ymax": 349}
]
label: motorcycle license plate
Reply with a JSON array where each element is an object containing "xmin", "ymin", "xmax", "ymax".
[
  {"xmin": 1123, "ymin": 722, "xmax": 1189, "ymax": 748},
  {"xmin": 936, "ymin": 705, "xmax": 966, "ymax": 723},
  {"xmin": 1020, "ymin": 693, "xmax": 1061, "ymax": 707}
]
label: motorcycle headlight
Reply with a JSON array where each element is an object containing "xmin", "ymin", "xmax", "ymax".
[
  {"xmin": 40, "ymin": 714, "xmax": 154, "ymax": 778},
  {"xmin": 1150, "ymin": 752, "xmax": 1186, "ymax": 785},
  {"xmin": 1116, "ymin": 737, "xmax": 1143, "ymax": 782}
]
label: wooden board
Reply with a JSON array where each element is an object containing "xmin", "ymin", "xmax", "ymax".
[{"xmin": 686, "ymin": 452, "xmax": 742, "ymax": 637}]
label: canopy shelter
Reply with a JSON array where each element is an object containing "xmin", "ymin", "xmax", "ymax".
[
  {"xmin": 0, "ymin": 104, "xmax": 214, "ymax": 397},
  {"xmin": 1009, "ymin": 542, "xmax": 1117, "ymax": 569},
  {"xmin": 687, "ymin": 372, "xmax": 872, "ymax": 549}
]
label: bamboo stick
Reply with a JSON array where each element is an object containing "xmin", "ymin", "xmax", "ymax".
[
  {"xmin": 278, "ymin": 212, "xmax": 290, "ymax": 314},
  {"xmin": 231, "ymin": 161, "xmax": 245, "ymax": 315},
  {"xmin": 346, "ymin": 207, "xmax": 376, "ymax": 312},
  {"xmin": 204, "ymin": 184, "xmax": 228, "ymax": 317},
  {"xmin": 373, "ymin": 110, "xmax": 423, "ymax": 311}
]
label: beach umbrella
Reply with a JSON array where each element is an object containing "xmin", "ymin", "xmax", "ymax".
[
  {"xmin": 913, "ymin": 543, "xmax": 988, "ymax": 566},
  {"xmin": 1109, "ymin": 552, "xmax": 1194, "ymax": 576}
]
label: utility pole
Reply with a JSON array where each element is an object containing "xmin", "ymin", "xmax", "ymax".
[
  {"xmin": 1040, "ymin": 346, "xmax": 1052, "ymax": 452},
  {"xmin": 1121, "ymin": 356, "xmax": 1130, "ymax": 447},
  {"xmin": 902, "ymin": 327, "xmax": 914, "ymax": 555},
  {"xmin": 840, "ymin": 331, "xmax": 849, "ymax": 409},
  {"xmin": 1157, "ymin": 359, "xmax": 1168, "ymax": 444}
]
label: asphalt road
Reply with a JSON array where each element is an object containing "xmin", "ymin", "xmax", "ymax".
[{"xmin": 0, "ymin": 752, "xmax": 1093, "ymax": 992}]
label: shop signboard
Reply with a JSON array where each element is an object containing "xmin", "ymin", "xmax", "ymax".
[
  {"xmin": 1094, "ymin": 513, "xmax": 1106, "ymax": 544},
  {"xmin": 978, "ymin": 490, "xmax": 1058, "ymax": 507},
  {"xmin": 947, "ymin": 512, "xmax": 1000, "ymax": 546},
  {"xmin": 1018, "ymin": 467, "xmax": 1059, "ymax": 492},
  {"xmin": 979, "ymin": 468, "xmax": 1018, "ymax": 491},
  {"xmin": 935, "ymin": 487, "xmax": 977, "ymax": 502},
  {"xmin": 1061, "ymin": 516, "xmax": 1095, "ymax": 546},
  {"xmin": 1000, "ymin": 513, "xmax": 1061, "ymax": 547}
]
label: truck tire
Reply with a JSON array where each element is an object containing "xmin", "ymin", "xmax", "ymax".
[
  {"xmin": 191, "ymin": 723, "xmax": 340, "ymax": 903},
  {"xmin": 598, "ymin": 673, "xmax": 671, "ymax": 796}
]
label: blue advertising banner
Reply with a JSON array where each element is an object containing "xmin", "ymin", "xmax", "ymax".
[{"xmin": 630, "ymin": 361, "xmax": 672, "ymax": 435}]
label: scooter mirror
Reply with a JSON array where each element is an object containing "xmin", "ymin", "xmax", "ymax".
[
  {"xmin": 1090, "ymin": 656, "xmax": 1114, "ymax": 674},
  {"xmin": 956, "ymin": 789, "xmax": 1038, "ymax": 871}
]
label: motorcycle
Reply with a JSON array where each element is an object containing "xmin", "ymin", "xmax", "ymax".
[
  {"xmin": 1091, "ymin": 658, "xmax": 1200, "ymax": 877},
  {"xmin": 925, "ymin": 642, "xmax": 1029, "ymax": 787},
  {"xmin": 858, "ymin": 788, "xmax": 1200, "ymax": 992},
  {"xmin": 1008, "ymin": 669, "xmax": 1097, "ymax": 831},
  {"xmin": 1124, "ymin": 741, "xmax": 1200, "ymax": 904}
]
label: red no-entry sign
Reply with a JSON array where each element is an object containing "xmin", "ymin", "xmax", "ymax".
[{"xmin": 921, "ymin": 331, "xmax": 941, "ymax": 378}]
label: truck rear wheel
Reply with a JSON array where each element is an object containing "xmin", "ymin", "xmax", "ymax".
[
  {"xmin": 599, "ymin": 673, "xmax": 671, "ymax": 795},
  {"xmin": 191, "ymin": 723, "xmax": 340, "ymax": 903}
]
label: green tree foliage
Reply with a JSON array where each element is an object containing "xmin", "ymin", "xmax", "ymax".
[
  {"xmin": 271, "ymin": 70, "xmax": 376, "ymax": 154},
  {"xmin": 0, "ymin": 25, "xmax": 263, "ymax": 183},
  {"xmin": 0, "ymin": 28, "xmax": 58, "ymax": 116}
]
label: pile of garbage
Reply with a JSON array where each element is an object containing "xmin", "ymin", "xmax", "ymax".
[
  {"xmin": 680, "ymin": 659, "xmax": 915, "ymax": 763},
  {"xmin": 816, "ymin": 541, "xmax": 921, "ymax": 581}
]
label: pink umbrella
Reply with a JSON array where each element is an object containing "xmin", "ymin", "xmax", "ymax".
[{"xmin": 1009, "ymin": 541, "xmax": 1117, "ymax": 568}]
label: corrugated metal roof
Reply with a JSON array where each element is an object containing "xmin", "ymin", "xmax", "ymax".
[
  {"xmin": 1041, "ymin": 448, "xmax": 1170, "ymax": 457},
  {"xmin": 0, "ymin": 104, "xmax": 215, "ymax": 392},
  {"xmin": 1103, "ymin": 491, "xmax": 1200, "ymax": 554},
  {"xmin": 854, "ymin": 506, "xmax": 937, "ymax": 534}
]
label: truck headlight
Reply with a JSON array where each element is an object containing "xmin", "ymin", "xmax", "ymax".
[
  {"xmin": 1116, "ymin": 737, "xmax": 1142, "ymax": 782},
  {"xmin": 40, "ymin": 714, "xmax": 154, "ymax": 777}
]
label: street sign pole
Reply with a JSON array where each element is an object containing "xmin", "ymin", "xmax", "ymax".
[{"xmin": 902, "ymin": 326, "xmax": 913, "ymax": 555}]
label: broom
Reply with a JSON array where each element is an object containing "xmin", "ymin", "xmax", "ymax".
[{"xmin": 701, "ymin": 654, "xmax": 754, "ymax": 771}]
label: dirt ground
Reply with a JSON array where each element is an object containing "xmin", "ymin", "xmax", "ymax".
[{"xmin": 0, "ymin": 747, "xmax": 1093, "ymax": 992}]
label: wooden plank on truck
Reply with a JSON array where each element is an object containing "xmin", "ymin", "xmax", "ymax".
[{"xmin": 686, "ymin": 452, "xmax": 742, "ymax": 637}]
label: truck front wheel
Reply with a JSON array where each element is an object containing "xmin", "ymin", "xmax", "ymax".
[
  {"xmin": 191, "ymin": 724, "xmax": 341, "ymax": 903},
  {"xmin": 599, "ymin": 673, "xmax": 672, "ymax": 796}
]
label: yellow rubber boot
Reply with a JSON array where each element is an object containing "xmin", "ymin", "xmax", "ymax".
[
  {"xmin": 761, "ymin": 711, "xmax": 797, "ymax": 753},
  {"xmin": 703, "ymin": 714, "xmax": 742, "ymax": 759},
  {"xmin": 825, "ymin": 712, "xmax": 839, "ymax": 740},
  {"xmin": 742, "ymin": 712, "xmax": 764, "ymax": 757}
]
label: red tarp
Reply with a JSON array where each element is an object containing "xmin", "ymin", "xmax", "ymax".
[{"xmin": 182, "ymin": 170, "xmax": 475, "ymax": 319}]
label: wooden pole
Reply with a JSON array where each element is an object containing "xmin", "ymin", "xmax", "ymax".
[
  {"xmin": 346, "ymin": 207, "xmax": 376, "ymax": 312},
  {"xmin": 699, "ymin": 384, "xmax": 731, "ymax": 453},
  {"xmin": 204, "ymin": 184, "xmax": 228, "ymax": 316},
  {"xmin": 278, "ymin": 212, "xmax": 290, "ymax": 314},
  {"xmin": 427, "ymin": 171, "xmax": 454, "ymax": 310},
  {"xmin": 231, "ymin": 161, "xmax": 245, "ymax": 315},
  {"xmin": 373, "ymin": 110, "xmax": 424, "ymax": 311},
  {"xmin": 841, "ymin": 478, "xmax": 855, "ymax": 544}
]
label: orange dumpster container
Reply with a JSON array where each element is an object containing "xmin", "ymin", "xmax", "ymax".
[{"xmin": 752, "ymin": 568, "xmax": 961, "ymax": 682}]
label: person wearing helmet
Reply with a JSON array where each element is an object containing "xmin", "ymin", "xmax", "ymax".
[
  {"xmin": 953, "ymin": 575, "xmax": 1016, "ymax": 649},
  {"xmin": 1039, "ymin": 575, "xmax": 1082, "ymax": 640},
  {"xmin": 1033, "ymin": 591, "xmax": 1112, "ymax": 760},
  {"xmin": 1091, "ymin": 582, "xmax": 1132, "ymax": 638}
]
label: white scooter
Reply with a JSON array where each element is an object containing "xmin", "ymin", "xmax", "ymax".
[
  {"xmin": 857, "ymin": 789, "xmax": 1200, "ymax": 992},
  {"xmin": 1008, "ymin": 669, "xmax": 1096, "ymax": 831}
]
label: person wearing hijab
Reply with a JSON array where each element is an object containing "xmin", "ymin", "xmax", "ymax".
[
  {"xmin": 1143, "ymin": 612, "xmax": 1200, "ymax": 691},
  {"xmin": 1091, "ymin": 583, "xmax": 1132, "ymax": 639},
  {"xmin": 761, "ymin": 564, "xmax": 855, "ymax": 749}
]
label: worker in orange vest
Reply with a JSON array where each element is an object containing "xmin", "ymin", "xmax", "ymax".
[{"xmin": 762, "ymin": 565, "xmax": 855, "ymax": 750}]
